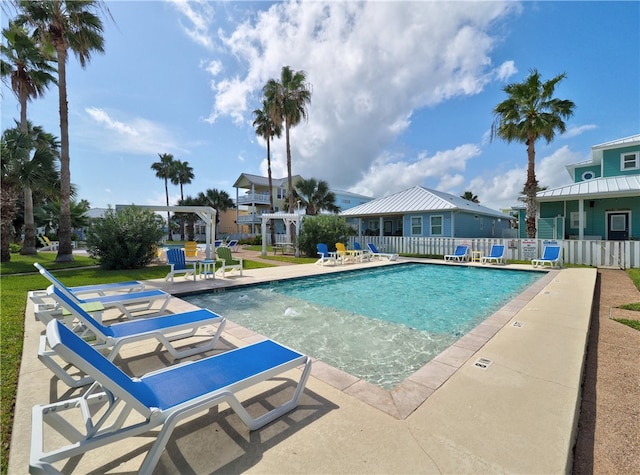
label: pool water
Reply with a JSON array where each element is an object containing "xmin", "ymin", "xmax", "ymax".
[{"xmin": 185, "ymin": 263, "xmax": 543, "ymax": 389}]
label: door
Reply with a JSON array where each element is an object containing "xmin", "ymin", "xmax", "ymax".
[{"xmin": 608, "ymin": 212, "xmax": 629, "ymax": 240}]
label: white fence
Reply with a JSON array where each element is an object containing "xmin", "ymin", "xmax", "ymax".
[{"xmin": 348, "ymin": 236, "xmax": 640, "ymax": 269}]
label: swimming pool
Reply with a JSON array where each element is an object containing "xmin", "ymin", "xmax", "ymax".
[{"xmin": 185, "ymin": 263, "xmax": 544, "ymax": 389}]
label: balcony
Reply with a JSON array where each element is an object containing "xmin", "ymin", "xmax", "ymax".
[{"xmin": 236, "ymin": 192, "xmax": 271, "ymax": 205}]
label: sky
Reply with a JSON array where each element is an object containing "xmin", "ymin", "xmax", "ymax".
[{"xmin": 2, "ymin": 0, "xmax": 639, "ymax": 213}]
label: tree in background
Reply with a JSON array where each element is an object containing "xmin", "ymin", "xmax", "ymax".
[
  {"xmin": 171, "ymin": 159, "xmax": 194, "ymax": 240},
  {"xmin": 294, "ymin": 177, "xmax": 339, "ymax": 215},
  {"xmin": 1, "ymin": 21, "xmax": 57, "ymax": 254},
  {"xmin": 253, "ymin": 99, "xmax": 282, "ymax": 246},
  {"xmin": 460, "ymin": 191, "xmax": 480, "ymax": 203},
  {"xmin": 197, "ymin": 188, "xmax": 235, "ymax": 235},
  {"xmin": 151, "ymin": 152, "xmax": 175, "ymax": 237},
  {"xmin": 18, "ymin": 0, "xmax": 108, "ymax": 262},
  {"xmin": 297, "ymin": 214, "xmax": 355, "ymax": 258},
  {"xmin": 492, "ymin": 69, "xmax": 575, "ymax": 238},
  {"xmin": 176, "ymin": 195, "xmax": 201, "ymax": 241},
  {"xmin": 263, "ymin": 66, "xmax": 311, "ymax": 220}
]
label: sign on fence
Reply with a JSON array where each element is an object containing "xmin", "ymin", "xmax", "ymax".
[{"xmin": 521, "ymin": 239, "xmax": 538, "ymax": 260}]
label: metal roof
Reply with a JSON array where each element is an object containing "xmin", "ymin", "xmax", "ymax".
[
  {"xmin": 536, "ymin": 175, "xmax": 640, "ymax": 201},
  {"xmin": 591, "ymin": 134, "xmax": 640, "ymax": 150},
  {"xmin": 340, "ymin": 186, "xmax": 510, "ymax": 219}
]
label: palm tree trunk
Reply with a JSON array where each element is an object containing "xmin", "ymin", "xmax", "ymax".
[
  {"xmin": 20, "ymin": 187, "xmax": 37, "ymax": 255},
  {"xmin": 267, "ymin": 138, "xmax": 276, "ymax": 247},
  {"xmin": 55, "ymin": 47, "xmax": 73, "ymax": 262},
  {"xmin": 165, "ymin": 178, "xmax": 170, "ymax": 240},
  {"xmin": 285, "ymin": 122, "xmax": 295, "ymax": 244},
  {"xmin": 525, "ymin": 137, "xmax": 538, "ymax": 238},
  {"xmin": 179, "ymin": 183, "xmax": 185, "ymax": 241}
]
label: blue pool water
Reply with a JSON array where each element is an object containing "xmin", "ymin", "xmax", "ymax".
[{"xmin": 185, "ymin": 263, "xmax": 543, "ymax": 389}]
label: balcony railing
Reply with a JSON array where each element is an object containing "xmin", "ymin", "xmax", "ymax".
[{"xmin": 236, "ymin": 192, "xmax": 271, "ymax": 205}]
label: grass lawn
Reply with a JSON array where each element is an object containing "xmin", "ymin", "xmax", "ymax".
[{"xmin": 0, "ymin": 251, "xmax": 275, "ymax": 474}]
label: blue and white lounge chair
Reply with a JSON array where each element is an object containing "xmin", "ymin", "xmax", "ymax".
[
  {"xmin": 480, "ymin": 245, "xmax": 506, "ymax": 265},
  {"xmin": 225, "ymin": 239, "xmax": 239, "ymax": 251},
  {"xmin": 165, "ymin": 248, "xmax": 197, "ymax": 283},
  {"xmin": 34, "ymin": 265, "xmax": 171, "ymax": 320},
  {"xmin": 34, "ymin": 263, "xmax": 145, "ymax": 295},
  {"xmin": 316, "ymin": 243, "xmax": 337, "ymax": 266},
  {"xmin": 366, "ymin": 243, "xmax": 398, "ymax": 261},
  {"xmin": 38, "ymin": 285, "xmax": 226, "ymax": 387},
  {"xmin": 532, "ymin": 245, "xmax": 562, "ymax": 268},
  {"xmin": 31, "ymin": 319, "xmax": 311, "ymax": 474},
  {"xmin": 444, "ymin": 245, "xmax": 469, "ymax": 262},
  {"xmin": 353, "ymin": 242, "xmax": 371, "ymax": 261}
]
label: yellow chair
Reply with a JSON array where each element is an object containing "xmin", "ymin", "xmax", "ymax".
[
  {"xmin": 184, "ymin": 241, "xmax": 199, "ymax": 259},
  {"xmin": 335, "ymin": 242, "xmax": 350, "ymax": 263}
]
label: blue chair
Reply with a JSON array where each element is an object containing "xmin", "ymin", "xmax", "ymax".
[
  {"xmin": 366, "ymin": 243, "xmax": 398, "ymax": 261},
  {"xmin": 532, "ymin": 245, "xmax": 562, "ymax": 268},
  {"xmin": 225, "ymin": 239, "xmax": 239, "ymax": 252},
  {"xmin": 31, "ymin": 319, "xmax": 311, "ymax": 474},
  {"xmin": 481, "ymin": 245, "xmax": 506, "ymax": 265},
  {"xmin": 353, "ymin": 242, "xmax": 372, "ymax": 261},
  {"xmin": 165, "ymin": 248, "xmax": 197, "ymax": 283},
  {"xmin": 34, "ymin": 263, "xmax": 171, "ymax": 319},
  {"xmin": 316, "ymin": 243, "xmax": 337, "ymax": 266},
  {"xmin": 38, "ymin": 285, "xmax": 226, "ymax": 387},
  {"xmin": 444, "ymin": 245, "xmax": 469, "ymax": 262}
]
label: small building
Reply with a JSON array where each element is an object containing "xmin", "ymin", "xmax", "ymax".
[
  {"xmin": 521, "ymin": 134, "xmax": 640, "ymax": 240},
  {"xmin": 340, "ymin": 185, "xmax": 513, "ymax": 238}
]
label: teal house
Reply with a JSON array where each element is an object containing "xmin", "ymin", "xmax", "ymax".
[{"xmin": 521, "ymin": 134, "xmax": 640, "ymax": 240}]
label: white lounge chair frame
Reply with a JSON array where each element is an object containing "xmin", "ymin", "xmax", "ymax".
[
  {"xmin": 38, "ymin": 285, "xmax": 226, "ymax": 388},
  {"xmin": 366, "ymin": 243, "xmax": 398, "ymax": 261},
  {"xmin": 316, "ymin": 244, "xmax": 338, "ymax": 266},
  {"xmin": 480, "ymin": 245, "xmax": 506, "ymax": 265},
  {"xmin": 532, "ymin": 246, "xmax": 563, "ymax": 268},
  {"xmin": 444, "ymin": 245, "xmax": 470, "ymax": 262},
  {"xmin": 31, "ymin": 320, "xmax": 312, "ymax": 474},
  {"xmin": 34, "ymin": 263, "xmax": 145, "ymax": 295}
]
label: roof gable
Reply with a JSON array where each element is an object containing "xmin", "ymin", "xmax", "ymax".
[{"xmin": 537, "ymin": 175, "xmax": 640, "ymax": 201}]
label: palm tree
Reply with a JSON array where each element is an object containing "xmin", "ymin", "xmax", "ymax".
[
  {"xmin": 253, "ymin": 99, "xmax": 282, "ymax": 246},
  {"xmin": 197, "ymin": 188, "xmax": 235, "ymax": 235},
  {"xmin": 177, "ymin": 195, "xmax": 200, "ymax": 241},
  {"xmin": 1, "ymin": 21, "xmax": 57, "ymax": 254},
  {"xmin": 17, "ymin": 0, "xmax": 108, "ymax": 262},
  {"xmin": 294, "ymin": 178, "xmax": 339, "ymax": 215},
  {"xmin": 263, "ymin": 66, "xmax": 311, "ymax": 216},
  {"xmin": 171, "ymin": 160, "xmax": 194, "ymax": 240},
  {"xmin": 151, "ymin": 152, "xmax": 176, "ymax": 238},
  {"xmin": 492, "ymin": 69, "xmax": 575, "ymax": 237},
  {"xmin": 460, "ymin": 191, "xmax": 480, "ymax": 203},
  {"xmin": 1, "ymin": 123, "xmax": 60, "ymax": 255}
]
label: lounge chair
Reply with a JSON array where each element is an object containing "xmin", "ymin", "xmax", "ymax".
[
  {"xmin": 34, "ymin": 263, "xmax": 145, "ymax": 296},
  {"xmin": 38, "ymin": 235, "xmax": 58, "ymax": 251},
  {"xmin": 366, "ymin": 243, "xmax": 398, "ymax": 261},
  {"xmin": 184, "ymin": 241, "xmax": 199, "ymax": 259},
  {"xmin": 224, "ymin": 239, "xmax": 239, "ymax": 252},
  {"xmin": 532, "ymin": 245, "xmax": 562, "ymax": 268},
  {"xmin": 354, "ymin": 242, "xmax": 371, "ymax": 261},
  {"xmin": 216, "ymin": 246, "xmax": 243, "ymax": 277},
  {"xmin": 444, "ymin": 245, "xmax": 469, "ymax": 262},
  {"xmin": 33, "ymin": 265, "xmax": 171, "ymax": 320},
  {"xmin": 316, "ymin": 243, "xmax": 338, "ymax": 266},
  {"xmin": 38, "ymin": 285, "xmax": 226, "ymax": 387},
  {"xmin": 335, "ymin": 242, "xmax": 350, "ymax": 263},
  {"xmin": 31, "ymin": 319, "xmax": 311, "ymax": 474},
  {"xmin": 480, "ymin": 245, "xmax": 506, "ymax": 265},
  {"xmin": 165, "ymin": 248, "xmax": 198, "ymax": 283},
  {"xmin": 214, "ymin": 239, "xmax": 223, "ymax": 248}
]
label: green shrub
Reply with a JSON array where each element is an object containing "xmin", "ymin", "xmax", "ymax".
[
  {"xmin": 297, "ymin": 215, "xmax": 355, "ymax": 257},
  {"xmin": 85, "ymin": 206, "xmax": 164, "ymax": 269},
  {"xmin": 9, "ymin": 243, "xmax": 21, "ymax": 253}
]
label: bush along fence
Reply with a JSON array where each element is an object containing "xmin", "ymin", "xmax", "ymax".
[{"xmin": 347, "ymin": 236, "xmax": 640, "ymax": 269}]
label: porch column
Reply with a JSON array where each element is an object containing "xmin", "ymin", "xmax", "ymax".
[
  {"xmin": 379, "ymin": 217, "xmax": 383, "ymax": 237},
  {"xmin": 578, "ymin": 199, "xmax": 584, "ymax": 240},
  {"xmin": 261, "ymin": 215, "xmax": 267, "ymax": 256}
]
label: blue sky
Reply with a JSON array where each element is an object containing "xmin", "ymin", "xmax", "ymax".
[{"xmin": 2, "ymin": 1, "xmax": 639, "ymax": 212}]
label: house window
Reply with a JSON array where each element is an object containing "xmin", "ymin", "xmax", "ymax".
[
  {"xmin": 430, "ymin": 216, "xmax": 443, "ymax": 236},
  {"xmin": 277, "ymin": 187, "xmax": 287, "ymax": 199},
  {"xmin": 570, "ymin": 211, "xmax": 586, "ymax": 229},
  {"xmin": 411, "ymin": 216, "xmax": 422, "ymax": 235},
  {"xmin": 581, "ymin": 171, "xmax": 596, "ymax": 180},
  {"xmin": 342, "ymin": 199, "xmax": 351, "ymax": 204},
  {"xmin": 621, "ymin": 152, "xmax": 639, "ymax": 171}
]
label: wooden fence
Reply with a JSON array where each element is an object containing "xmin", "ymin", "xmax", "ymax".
[{"xmin": 347, "ymin": 236, "xmax": 640, "ymax": 269}]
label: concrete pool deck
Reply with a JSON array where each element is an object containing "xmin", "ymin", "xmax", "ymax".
[{"xmin": 10, "ymin": 258, "xmax": 597, "ymax": 473}]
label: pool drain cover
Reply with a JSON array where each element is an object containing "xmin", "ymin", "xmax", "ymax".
[{"xmin": 474, "ymin": 357, "xmax": 493, "ymax": 369}]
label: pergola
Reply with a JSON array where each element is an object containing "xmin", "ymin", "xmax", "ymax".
[
  {"xmin": 126, "ymin": 205, "xmax": 217, "ymax": 259},
  {"xmin": 260, "ymin": 211, "xmax": 305, "ymax": 256}
]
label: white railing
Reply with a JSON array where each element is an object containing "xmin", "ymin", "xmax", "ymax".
[
  {"xmin": 347, "ymin": 236, "xmax": 640, "ymax": 268},
  {"xmin": 236, "ymin": 192, "xmax": 271, "ymax": 205}
]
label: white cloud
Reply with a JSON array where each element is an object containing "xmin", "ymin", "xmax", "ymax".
[
  {"xmin": 203, "ymin": 1, "xmax": 520, "ymax": 191},
  {"xmin": 168, "ymin": 0, "xmax": 216, "ymax": 51},
  {"xmin": 563, "ymin": 124, "xmax": 597, "ymax": 138},
  {"xmin": 85, "ymin": 107, "xmax": 185, "ymax": 155}
]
